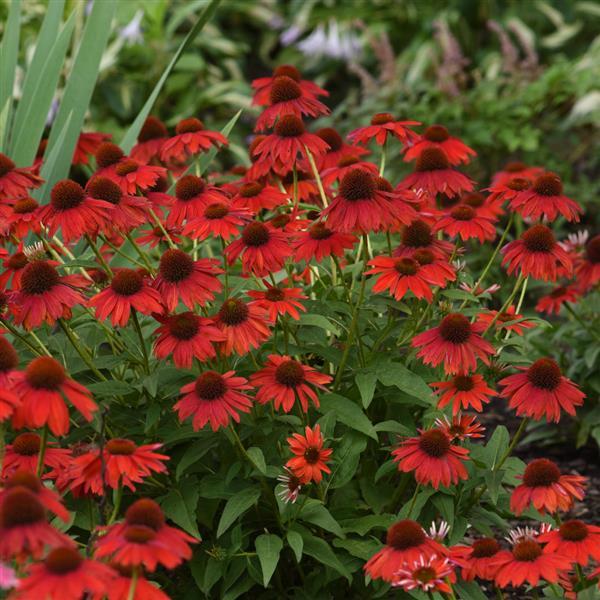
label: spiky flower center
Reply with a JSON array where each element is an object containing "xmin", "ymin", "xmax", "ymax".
[
  {"xmin": 0, "ymin": 487, "xmax": 45, "ymax": 527},
  {"xmin": 532, "ymin": 172, "xmax": 563, "ymax": 196},
  {"xmin": 0, "ymin": 337, "xmax": 18, "ymax": 373},
  {"xmin": 337, "ymin": 155, "xmax": 359, "ymax": 167},
  {"xmin": 370, "ymin": 113, "xmax": 393, "ymax": 125},
  {"xmin": 527, "ymin": 358, "xmax": 562, "ymax": 390},
  {"xmin": 453, "ymin": 375, "xmax": 475, "ymax": 391},
  {"xmin": 270, "ymin": 76, "xmax": 302, "ymax": 104},
  {"xmin": 559, "ymin": 520, "xmax": 588, "ymax": 541},
  {"xmin": 239, "ymin": 182, "xmax": 264, "ymax": 198},
  {"xmin": 204, "ymin": 202, "xmax": 229, "ymax": 219},
  {"xmin": 339, "ymin": 169, "xmax": 376, "ymax": 201},
  {"xmin": 303, "ymin": 447, "xmax": 321, "ymax": 464},
  {"xmin": 471, "ymin": 537, "xmax": 501, "ymax": 558},
  {"xmin": 95, "ymin": 143, "xmax": 124, "ymax": 168},
  {"xmin": 439, "ymin": 313, "xmax": 471, "ymax": 344},
  {"xmin": 149, "ymin": 176, "xmax": 168, "ymax": 193},
  {"xmin": 375, "ymin": 176, "xmax": 393, "ymax": 192},
  {"xmin": 159, "ymin": 249, "xmax": 194, "ymax": 283},
  {"xmin": 106, "ymin": 439, "xmax": 137, "ymax": 456},
  {"xmin": 175, "ymin": 175, "xmax": 205, "ymax": 201},
  {"xmin": 176, "ymin": 118, "xmax": 204, "ymax": 134},
  {"xmin": 413, "ymin": 249, "xmax": 435, "ymax": 265},
  {"xmin": 87, "ymin": 177, "xmax": 122, "ymax": 204},
  {"xmin": 270, "ymin": 214, "xmax": 290, "ymax": 229},
  {"xmin": 138, "ymin": 116, "xmax": 168, "ymax": 142},
  {"xmin": 115, "ymin": 160, "xmax": 138, "ymax": 176},
  {"xmin": 0, "ymin": 153, "xmax": 15, "ymax": 176},
  {"xmin": 274, "ymin": 115, "xmax": 305, "ymax": 137},
  {"xmin": 413, "ymin": 566, "xmax": 437, "ymax": 584},
  {"xmin": 5, "ymin": 471, "xmax": 42, "ymax": 492},
  {"xmin": 7, "ymin": 252, "xmax": 28, "ymax": 270},
  {"xmin": 111, "ymin": 269, "xmax": 143, "ymax": 296},
  {"xmin": 309, "ymin": 223, "xmax": 333, "ymax": 240},
  {"xmin": 316, "ymin": 127, "xmax": 343, "ymax": 151},
  {"xmin": 275, "ymin": 359, "xmax": 305, "ymax": 387},
  {"xmin": 424, "ymin": 124, "xmax": 450, "ymax": 142},
  {"xmin": 13, "ymin": 197, "xmax": 39, "ymax": 214},
  {"xmin": 45, "ymin": 547, "xmax": 83, "ymax": 575},
  {"xmin": 523, "ymin": 458, "xmax": 561, "ymax": 487},
  {"xmin": 450, "ymin": 205, "xmax": 476, "ymax": 221},
  {"xmin": 402, "ymin": 221, "xmax": 432, "ymax": 248},
  {"xmin": 462, "ymin": 192, "xmax": 485, "ymax": 208},
  {"xmin": 168, "ymin": 312, "xmax": 200, "ymax": 340},
  {"xmin": 12, "ymin": 433, "xmax": 41, "ymax": 456},
  {"xmin": 507, "ymin": 177, "xmax": 530, "ymax": 191},
  {"xmin": 512, "ymin": 539, "xmax": 542, "ymax": 562},
  {"xmin": 51, "ymin": 179, "xmax": 85, "ymax": 210},
  {"xmin": 386, "ymin": 520, "xmax": 426, "ymax": 550},
  {"xmin": 124, "ymin": 525, "xmax": 156, "ymax": 543},
  {"xmin": 25, "ymin": 356, "xmax": 66, "ymax": 390},
  {"xmin": 418, "ymin": 429, "xmax": 451, "ymax": 457},
  {"xmin": 522, "ymin": 225, "xmax": 555, "ymax": 253},
  {"xmin": 273, "ymin": 64, "xmax": 301, "ymax": 81},
  {"xmin": 125, "ymin": 498, "xmax": 165, "ymax": 530},
  {"xmin": 242, "ymin": 222, "xmax": 270, "ymax": 247},
  {"xmin": 20, "ymin": 261, "xmax": 60, "ymax": 295},
  {"xmin": 395, "ymin": 257, "xmax": 419, "ymax": 276},
  {"xmin": 218, "ymin": 299, "xmax": 249, "ymax": 325},
  {"xmin": 585, "ymin": 235, "xmax": 600, "ymax": 264},
  {"xmin": 265, "ymin": 287, "xmax": 285, "ymax": 302},
  {"xmin": 195, "ymin": 371, "xmax": 227, "ymax": 400},
  {"xmin": 416, "ymin": 148, "xmax": 450, "ymax": 171}
]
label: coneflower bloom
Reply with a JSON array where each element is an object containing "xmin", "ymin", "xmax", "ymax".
[
  {"xmin": 100, "ymin": 565, "xmax": 170, "ymax": 600},
  {"xmin": 574, "ymin": 234, "xmax": 600, "ymax": 292},
  {"xmin": 276, "ymin": 466, "xmax": 303, "ymax": 504},
  {"xmin": 509, "ymin": 172, "xmax": 582, "ymax": 223},
  {"xmin": 538, "ymin": 520, "xmax": 600, "ymax": 566},
  {"xmin": 485, "ymin": 175, "xmax": 531, "ymax": 207},
  {"xmin": 0, "ymin": 388, "xmax": 19, "ymax": 424},
  {"xmin": 225, "ymin": 221, "xmax": 292, "ymax": 277},
  {"xmin": 393, "ymin": 555, "xmax": 453, "ymax": 593},
  {"xmin": 492, "ymin": 534, "xmax": 571, "ymax": 588},
  {"xmin": 89, "ymin": 268, "xmax": 163, "ymax": 327},
  {"xmin": 231, "ymin": 181, "xmax": 288, "ymax": 213},
  {"xmin": 402, "ymin": 148, "xmax": 474, "ymax": 197},
  {"xmin": 65, "ymin": 439, "xmax": 168, "ymax": 495},
  {"xmin": 491, "ymin": 161, "xmax": 543, "ymax": 186},
  {"xmin": 136, "ymin": 224, "xmax": 182, "ymax": 249},
  {"xmin": 348, "ymin": 113, "xmax": 420, "ymax": 146},
  {"xmin": 498, "ymin": 357, "xmax": 585, "ymax": 422},
  {"xmin": 501, "ymin": 224, "xmax": 573, "ymax": 282},
  {"xmin": 452, "ymin": 538, "xmax": 503, "ymax": 581},
  {"xmin": 160, "ymin": 117, "xmax": 228, "ymax": 163},
  {"xmin": 213, "ymin": 298, "xmax": 271, "ymax": 356},
  {"xmin": 510, "ymin": 458, "xmax": 586, "ymax": 515},
  {"xmin": 313, "ymin": 127, "xmax": 369, "ymax": 171},
  {"xmin": 412, "ymin": 313, "xmax": 495, "ymax": 375},
  {"xmin": 364, "ymin": 520, "xmax": 447, "ymax": 583},
  {"xmin": 535, "ymin": 284, "xmax": 579, "ymax": 315},
  {"xmin": 255, "ymin": 75, "xmax": 329, "ymax": 131},
  {"xmin": 6, "ymin": 197, "xmax": 42, "ymax": 238},
  {"xmin": 39, "ymin": 179, "xmax": 113, "ymax": 242},
  {"xmin": 130, "ymin": 116, "xmax": 169, "ymax": 163},
  {"xmin": 0, "ymin": 250, "xmax": 30, "ymax": 289},
  {"xmin": 2, "ymin": 433, "xmax": 71, "ymax": 479},
  {"xmin": 251, "ymin": 64, "xmax": 328, "ymax": 106},
  {"xmin": 145, "ymin": 175, "xmax": 174, "ymax": 216},
  {"xmin": 11, "ymin": 356, "xmax": 97, "ymax": 436},
  {"xmin": 73, "ymin": 131, "xmax": 111, "ymax": 166},
  {"xmin": 0, "ymin": 336, "xmax": 19, "ymax": 389},
  {"xmin": 251, "ymin": 355, "xmax": 331, "ymax": 413},
  {"xmin": 460, "ymin": 190, "xmax": 503, "ymax": 218},
  {"xmin": 0, "ymin": 485, "xmax": 71, "ymax": 559},
  {"xmin": 86, "ymin": 177, "xmax": 149, "ymax": 233},
  {"xmin": 394, "ymin": 219, "xmax": 454, "ymax": 260},
  {"xmin": 175, "ymin": 370, "xmax": 253, "ymax": 432},
  {"xmin": 323, "ymin": 168, "xmax": 413, "ymax": 233},
  {"xmin": 167, "ymin": 174, "xmax": 228, "ymax": 227},
  {"xmin": 153, "ymin": 312, "xmax": 225, "ymax": 368},
  {"xmin": 246, "ymin": 284, "xmax": 307, "ymax": 321},
  {"xmin": 154, "ymin": 250, "xmax": 222, "ymax": 311},
  {"xmin": 285, "ymin": 424, "xmax": 332, "ymax": 484},
  {"xmin": 404, "ymin": 124, "xmax": 476, "ymax": 165},
  {"xmin": 435, "ymin": 414, "xmax": 485, "ymax": 441},
  {"xmin": 411, "ymin": 249, "xmax": 456, "ymax": 286},
  {"xmin": 16, "ymin": 546, "xmax": 115, "ymax": 600},
  {"xmin": 0, "ymin": 152, "xmax": 43, "ymax": 198},
  {"xmin": 477, "ymin": 305, "xmax": 535, "ymax": 336},
  {"xmin": 320, "ymin": 155, "xmax": 379, "ymax": 187},
  {"xmin": 281, "ymin": 169, "xmax": 320, "ymax": 203},
  {"xmin": 431, "ymin": 373, "xmax": 495, "ymax": 415},
  {"xmin": 392, "ymin": 428, "xmax": 469, "ymax": 488},
  {"xmin": 293, "ymin": 222, "xmax": 357, "ymax": 263},
  {"xmin": 9, "ymin": 260, "xmax": 86, "ymax": 330},
  {"xmin": 94, "ymin": 498, "xmax": 197, "ymax": 571},
  {"xmin": 434, "ymin": 204, "xmax": 496, "ymax": 243}
]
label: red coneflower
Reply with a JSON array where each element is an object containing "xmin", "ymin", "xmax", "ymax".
[
  {"xmin": 393, "ymin": 555, "xmax": 453, "ymax": 593},
  {"xmin": 0, "ymin": 153, "xmax": 43, "ymax": 199},
  {"xmin": 247, "ymin": 284, "xmax": 307, "ymax": 321},
  {"xmin": 136, "ymin": 224, "xmax": 182, "ymax": 249},
  {"xmin": 73, "ymin": 131, "xmax": 111, "ymax": 166},
  {"xmin": 313, "ymin": 127, "xmax": 369, "ymax": 171},
  {"xmin": 535, "ymin": 284, "xmax": 579, "ymax": 315},
  {"xmin": 16, "ymin": 546, "xmax": 115, "ymax": 600},
  {"xmin": 434, "ymin": 204, "xmax": 496, "ymax": 243},
  {"xmin": 293, "ymin": 222, "xmax": 356, "ymax": 263},
  {"xmin": 39, "ymin": 179, "xmax": 113, "ymax": 242},
  {"xmin": 98, "ymin": 564, "xmax": 169, "ymax": 600},
  {"xmin": 0, "ymin": 387, "xmax": 19, "ymax": 424},
  {"xmin": 97, "ymin": 151, "xmax": 166, "ymax": 195},
  {"xmin": 402, "ymin": 148, "xmax": 474, "ymax": 197},
  {"xmin": 320, "ymin": 155, "xmax": 379, "ymax": 187},
  {"xmin": 89, "ymin": 268, "xmax": 163, "ymax": 327},
  {"xmin": 1, "ymin": 250, "xmax": 30, "ymax": 289},
  {"xmin": 131, "ymin": 116, "xmax": 169, "ymax": 163},
  {"xmin": 435, "ymin": 414, "xmax": 485, "ymax": 441},
  {"xmin": 510, "ymin": 458, "xmax": 586, "ymax": 515},
  {"xmin": 404, "ymin": 124, "xmax": 476, "ymax": 165},
  {"xmin": 491, "ymin": 161, "xmax": 543, "ymax": 186},
  {"xmin": 0, "ymin": 485, "xmax": 71, "ymax": 559},
  {"xmin": 485, "ymin": 175, "xmax": 531, "ymax": 208},
  {"xmin": 214, "ymin": 298, "xmax": 271, "ymax": 356},
  {"xmin": 0, "ymin": 336, "xmax": 19, "ymax": 389},
  {"xmin": 6, "ymin": 197, "xmax": 41, "ymax": 238},
  {"xmin": 392, "ymin": 428, "xmax": 469, "ymax": 488},
  {"xmin": 153, "ymin": 312, "xmax": 225, "ymax": 368},
  {"xmin": 477, "ymin": 305, "xmax": 535, "ymax": 336},
  {"xmin": 431, "ymin": 373, "xmax": 495, "ymax": 415},
  {"xmin": 574, "ymin": 234, "xmax": 600, "ymax": 292},
  {"xmin": 255, "ymin": 75, "xmax": 329, "ymax": 131},
  {"xmin": 509, "ymin": 171, "xmax": 582, "ymax": 223},
  {"xmin": 231, "ymin": 181, "xmax": 288, "ymax": 213},
  {"xmin": 251, "ymin": 64, "xmax": 329, "ymax": 106},
  {"xmin": 323, "ymin": 168, "xmax": 414, "ymax": 233},
  {"xmin": 276, "ymin": 466, "xmax": 303, "ymax": 504},
  {"xmin": 364, "ymin": 519, "xmax": 447, "ymax": 583},
  {"xmin": 167, "ymin": 174, "xmax": 228, "ymax": 227},
  {"xmin": 285, "ymin": 424, "xmax": 332, "ymax": 484},
  {"xmin": 412, "ymin": 313, "xmax": 495, "ymax": 375},
  {"xmin": 281, "ymin": 169, "xmax": 321, "ymax": 204},
  {"xmin": 160, "ymin": 117, "xmax": 228, "ymax": 163},
  {"xmin": 225, "ymin": 221, "xmax": 292, "ymax": 277},
  {"xmin": 538, "ymin": 521, "xmax": 600, "ymax": 566},
  {"xmin": 498, "ymin": 357, "xmax": 585, "ymax": 422},
  {"xmin": 348, "ymin": 113, "xmax": 420, "ymax": 146},
  {"xmin": 154, "ymin": 249, "xmax": 223, "ymax": 311},
  {"xmin": 501, "ymin": 224, "xmax": 573, "ymax": 282},
  {"xmin": 394, "ymin": 219, "xmax": 454, "ymax": 260},
  {"xmin": 460, "ymin": 190, "xmax": 503, "ymax": 219},
  {"xmin": 2, "ymin": 433, "xmax": 71, "ymax": 480},
  {"xmin": 251, "ymin": 355, "xmax": 331, "ymax": 413},
  {"xmin": 175, "ymin": 370, "xmax": 253, "ymax": 432},
  {"xmin": 144, "ymin": 175, "xmax": 173, "ymax": 216},
  {"xmin": 11, "ymin": 356, "xmax": 97, "ymax": 436},
  {"xmin": 65, "ymin": 439, "xmax": 168, "ymax": 495},
  {"xmin": 452, "ymin": 537, "xmax": 502, "ymax": 581},
  {"xmin": 94, "ymin": 499, "xmax": 197, "ymax": 571}
]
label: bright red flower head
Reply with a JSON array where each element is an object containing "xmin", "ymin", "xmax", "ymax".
[
  {"xmin": 538, "ymin": 520, "xmax": 600, "ymax": 566},
  {"xmin": 320, "ymin": 155, "xmax": 379, "ymax": 187},
  {"xmin": 452, "ymin": 537, "xmax": 503, "ymax": 581},
  {"xmin": 313, "ymin": 127, "xmax": 369, "ymax": 171},
  {"xmin": 535, "ymin": 284, "xmax": 579, "ymax": 315},
  {"xmin": 160, "ymin": 117, "xmax": 228, "ymax": 163},
  {"xmin": 285, "ymin": 424, "xmax": 332, "ymax": 484},
  {"xmin": 0, "ymin": 336, "xmax": 19, "ymax": 389},
  {"xmin": 251, "ymin": 65, "xmax": 329, "ymax": 106},
  {"xmin": 96, "ymin": 565, "xmax": 170, "ymax": 600},
  {"xmin": 435, "ymin": 414, "xmax": 485, "ymax": 441},
  {"xmin": 214, "ymin": 298, "xmax": 271, "ymax": 356},
  {"xmin": 175, "ymin": 370, "xmax": 253, "ymax": 432},
  {"xmin": 167, "ymin": 174, "xmax": 228, "ymax": 228},
  {"xmin": 73, "ymin": 131, "xmax": 112, "ymax": 166},
  {"xmin": 477, "ymin": 305, "xmax": 535, "ymax": 336},
  {"xmin": 404, "ymin": 124, "xmax": 476, "ymax": 165},
  {"xmin": 246, "ymin": 284, "xmax": 307, "ymax": 321},
  {"xmin": 131, "ymin": 116, "xmax": 169, "ymax": 163},
  {"xmin": 394, "ymin": 219, "xmax": 454, "ymax": 260},
  {"xmin": 491, "ymin": 161, "xmax": 543, "ymax": 186},
  {"xmin": 2, "ymin": 433, "xmax": 71, "ymax": 480},
  {"xmin": 5, "ymin": 197, "xmax": 41, "ymax": 238},
  {"xmin": 498, "ymin": 357, "xmax": 585, "ymax": 422},
  {"xmin": 293, "ymin": 221, "xmax": 357, "ymax": 263},
  {"xmin": 431, "ymin": 373, "xmax": 495, "ymax": 415},
  {"xmin": 183, "ymin": 198, "xmax": 251, "ymax": 240},
  {"xmin": 393, "ymin": 554, "xmax": 453, "ymax": 593},
  {"xmin": 347, "ymin": 113, "xmax": 420, "ymax": 146},
  {"xmin": 0, "ymin": 386, "xmax": 19, "ymax": 424},
  {"xmin": 434, "ymin": 204, "xmax": 497, "ymax": 243},
  {"xmin": 231, "ymin": 181, "xmax": 289, "ymax": 213},
  {"xmin": 0, "ymin": 152, "xmax": 43, "ymax": 199},
  {"xmin": 574, "ymin": 234, "xmax": 600, "ymax": 292}
]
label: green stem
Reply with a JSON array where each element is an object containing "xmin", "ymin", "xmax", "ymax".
[
  {"xmin": 85, "ymin": 233, "xmax": 113, "ymax": 276},
  {"xmin": 406, "ymin": 484, "xmax": 421, "ymax": 518},
  {"xmin": 148, "ymin": 207, "xmax": 176, "ymax": 250},
  {"xmin": 0, "ymin": 317, "xmax": 49, "ymax": 356},
  {"xmin": 100, "ymin": 235, "xmax": 146, "ymax": 270},
  {"xmin": 304, "ymin": 146, "xmax": 328, "ymax": 207},
  {"xmin": 58, "ymin": 319, "xmax": 108, "ymax": 381},
  {"xmin": 131, "ymin": 309, "xmax": 150, "ymax": 375},
  {"xmin": 126, "ymin": 567, "xmax": 139, "ymax": 600},
  {"xmin": 221, "ymin": 238, "xmax": 229, "ymax": 296},
  {"xmin": 124, "ymin": 232, "xmax": 155, "ymax": 273},
  {"xmin": 36, "ymin": 425, "xmax": 48, "ymax": 477},
  {"xmin": 503, "ymin": 276, "xmax": 529, "ymax": 340},
  {"xmin": 379, "ymin": 139, "xmax": 387, "ymax": 176},
  {"xmin": 483, "ymin": 273, "xmax": 525, "ymax": 336},
  {"xmin": 108, "ymin": 485, "xmax": 123, "ymax": 524},
  {"xmin": 564, "ymin": 302, "xmax": 600, "ymax": 342}
]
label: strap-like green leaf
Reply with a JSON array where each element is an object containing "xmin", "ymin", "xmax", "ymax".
[
  {"xmin": 255, "ymin": 534, "xmax": 283, "ymax": 587},
  {"xmin": 0, "ymin": 0, "xmax": 21, "ymax": 151}
]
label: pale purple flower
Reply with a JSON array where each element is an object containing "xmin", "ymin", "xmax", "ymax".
[{"xmin": 119, "ymin": 10, "xmax": 144, "ymax": 46}]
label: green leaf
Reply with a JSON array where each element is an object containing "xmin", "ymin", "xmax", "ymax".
[
  {"xmin": 398, "ymin": 488, "xmax": 435, "ymax": 520},
  {"xmin": 246, "ymin": 447, "xmax": 267, "ymax": 474},
  {"xmin": 299, "ymin": 531, "xmax": 352, "ymax": 582},
  {"xmin": 329, "ymin": 431, "xmax": 367, "ymax": 489},
  {"xmin": 286, "ymin": 530, "xmax": 303, "ymax": 562},
  {"xmin": 0, "ymin": 0, "xmax": 21, "ymax": 151},
  {"xmin": 482, "ymin": 426, "xmax": 509, "ymax": 468},
  {"xmin": 484, "ymin": 469, "xmax": 506, "ymax": 503},
  {"xmin": 120, "ymin": 0, "xmax": 223, "ymax": 152},
  {"xmin": 377, "ymin": 362, "xmax": 432, "ymax": 401},
  {"xmin": 453, "ymin": 581, "xmax": 489, "ymax": 600},
  {"xmin": 340, "ymin": 514, "xmax": 396, "ymax": 535},
  {"xmin": 87, "ymin": 380, "xmax": 135, "ymax": 397},
  {"xmin": 300, "ymin": 500, "xmax": 345, "ymax": 538},
  {"xmin": 355, "ymin": 371, "xmax": 378, "ymax": 408},
  {"xmin": 432, "ymin": 493, "xmax": 454, "ymax": 525},
  {"xmin": 255, "ymin": 534, "xmax": 283, "ymax": 587},
  {"xmin": 318, "ymin": 393, "xmax": 377, "ymax": 440},
  {"xmin": 297, "ymin": 313, "xmax": 342, "ymax": 336},
  {"xmin": 216, "ymin": 487, "xmax": 260, "ymax": 537},
  {"xmin": 176, "ymin": 437, "xmax": 219, "ymax": 479},
  {"xmin": 160, "ymin": 483, "xmax": 200, "ymax": 538},
  {"xmin": 333, "ymin": 537, "xmax": 381, "ymax": 561}
]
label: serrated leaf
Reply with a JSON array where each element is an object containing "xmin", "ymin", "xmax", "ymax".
[
  {"xmin": 255, "ymin": 534, "xmax": 283, "ymax": 587},
  {"xmin": 286, "ymin": 530, "xmax": 303, "ymax": 562},
  {"xmin": 318, "ymin": 393, "xmax": 377, "ymax": 440},
  {"xmin": 216, "ymin": 487, "xmax": 260, "ymax": 537}
]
